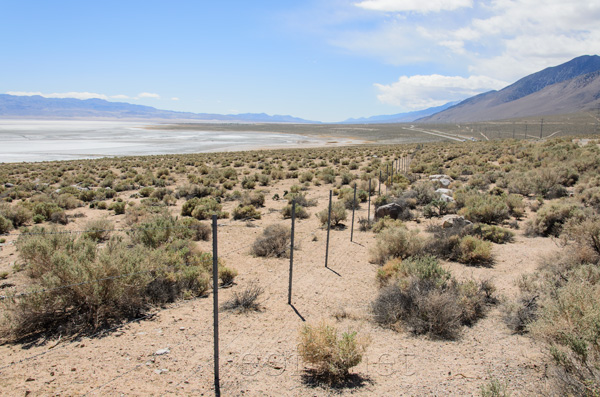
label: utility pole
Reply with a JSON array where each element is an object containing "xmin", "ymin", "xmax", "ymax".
[
  {"xmin": 512, "ymin": 122, "xmax": 515, "ymax": 139},
  {"xmin": 540, "ymin": 118, "xmax": 544, "ymax": 139}
]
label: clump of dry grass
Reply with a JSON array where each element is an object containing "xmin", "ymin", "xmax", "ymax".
[
  {"xmin": 222, "ymin": 282, "xmax": 263, "ymax": 312},
  {"xmin": 298, "ymin": 321, "xmax": 369, "ymax": 382}
]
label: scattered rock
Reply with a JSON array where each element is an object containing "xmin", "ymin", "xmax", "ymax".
[
  {"xmin": 442, "ymin": 215, "xmax": 472, "ymax": 229},
  {"xmin": 155, "ymin": 348, "xmax": 170, "ymax": 356},
  {"xmin": 435, "ymin": 188, "xmax": 453, "ymax": 195},
  {"xmin": 26, "ymin": 377, "xmax": 35, "ymax": 382},
  {"xmin": 439, "ymin": 194, "xmax": 454, "ymax": 203},
  {"xmin": 154, "ymin": 368, "xmax": 169, "ymax": 375},
  {"xmin": 430, "ymin": 174, "xmax": 453, "ymax": 187},
  {"xmin": 429, "ymin": 174, "xmax": 451, "ymax": 180},
  {"xmin": 375, "ymin": 203, "xmax": 403, "ymax": 220}
]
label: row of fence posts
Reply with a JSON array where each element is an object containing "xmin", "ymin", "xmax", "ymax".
[{"xmin": 211, "ymin": 155, "xmax": 411, "ymax": 395}]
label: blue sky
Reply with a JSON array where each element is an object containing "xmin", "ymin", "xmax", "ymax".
[{"xmin": 2, "ymin": 0, "xmax": 599, "ymax": 122}]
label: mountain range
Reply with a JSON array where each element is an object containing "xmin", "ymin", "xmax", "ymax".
[
  {"xmin": 0, "ymin": 94, "xmax": 319, "ymax": 124},
  {"xmin": 419, "ymin": 55, "xmax": 600, "ymax": 123},
  {"xmin": 1, "ymin": 55, "xmax": 599, "ymax": 124},
  {"xmin": 338, "ymin": 101, "xmax": 459, "ymax": 124}
]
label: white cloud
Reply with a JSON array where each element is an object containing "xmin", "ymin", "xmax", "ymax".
[
  {"xmin": 332, "ymin": 0, "xmax": 600, "ymax": 84},
  {"xmin": 137, "ymin": 92, "xmax": 160, "ymax": 99},
  {"xmin": 374, "ymin": 74, "xmax": 507, "ymax": 110},
  {"xmin": 7, "ymin": 91, "xmax": 110, "ymax": 100},
  {"xmin": 110, "ymin": 94, "xmax": 130, "ymax": 100},
  {"xmin": 171, "ymin": 97, "xmax": 180, "ymax": 101},
  {"xmin": 355, "ymin": 0, "xmax": 472, "ymax": 13}
]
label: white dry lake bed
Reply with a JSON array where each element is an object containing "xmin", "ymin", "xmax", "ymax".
[{"xmin": 0, "ymin": 120, "xmax": 356, "ymax": 163}]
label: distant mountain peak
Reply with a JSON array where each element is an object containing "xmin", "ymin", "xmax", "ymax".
[
  {"xmin": 339, "ymin": 101, "xmax": 459, "ymax": 124},
  {"xmin": 419, "ymin": 55, "xmax": 600, "ymax": 123}
]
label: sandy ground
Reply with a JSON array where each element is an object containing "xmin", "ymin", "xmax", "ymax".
[{"xmin": 0, "ymin": 175, "xmax": 557, "ymax": 396}]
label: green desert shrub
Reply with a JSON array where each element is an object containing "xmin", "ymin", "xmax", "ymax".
[
  {"xmin": 410, "ymin": 181, "xmax": 437, "ymax": 205},
  {"xmin": 298, "ymin": 322, "xmax": 369, "ymax": 382},
  {"xmin": 525, "ymin": 201, "xmax": 584, "ymax": 237},
  {"xmin": 299, "ymin": 171, "xmax": 314, "ymax": 183},
  {"xmin": 371, "ymin": 216, "xmax": 404, "ymax": 234},
  {"xmin": 281, "ymin": 203, "xmax": 309, "ymax": 219},
  {"xmin": 251, "ymin": 224, "xmax": 291, "ymax": 258},
  {"xmin": 505, "ymin": 194, "xmax": 525, "ymax": 218},
  {"xmin": 232, "ymin": 205, "xmax": 261, "ymax": 220},
  {"xmin": 316, "ymin": 202, "xmax": 347, "ymax": 227},
  {"xmin": 4, "ymin": 232, "xmax": 226, "ymax": 339},
  {"xmin": 181, "ymin": 197, "xmax": 228, "ymax": 220},
  {"xmin": 129, "ymin": 214, "xmax": 177, "ymax": 248},
  {"xmin": 284, "ymin": 192, "xmax": 317, "ymax": 207},
  {"xmin": 457, "ymin": 192, "xmax": 509, "ymax": 224},
  {"xmin": 239, "ymin": 191, "xmax": 265, "ymax": 207},
  {"xmin": 0, "ymin": 204, "xmax": 32, "ymax": 227},
  {"xmin": 530, "ymin": 278, "xmax": 600, "ymax": 395},
  {"xmin": 56, "ymin": 193, "xmax": 81, "ymax": 209},
  {"xmin": 471, "ymin": 224, "xmax": 514, "ymax": 244},
  {"xmin": 109, "ymin": 201, "xmax": 126, "ymax": 215},
  {"xmin": 49, "ymin": 210, "xmax": 68, "ymax": 225},
  {"xmin": 218, "ymin": 266, "xmax": 238, "ymax": 285},
  {"xmin": 0, "ymin": 215, "xmax": 13, "ymax": 234},
  {"xmin": 369, "ymin": 226, "xmax": 423, "ymax": 264},
  {"xmin": 371, "ymin": 256, "xmax": 493, "ymax": 339},
  {"xmin": 83, "ymin": 218, "xmax": 114, "ymax": 242},
  {"xmin": 176, "ymin": 184, "xmax": 214, "ymax": 200},
  {"xmin": 241, "ymin": 176, "xmax": 256, "ymax": 189},
  {"xmin": 178, "ymin": 217, "xmax": 211, "ymax": 242},
  {"xmin": 456, "ymin": 235, "xmax": 493, "ymax": 265},
  {"xmin": 376, "ymin": 256, "xmax": 449, "ymax": 288},
  {"xmin": 32, "ymin": 214, "xmax": 45, "ymax": 224}
]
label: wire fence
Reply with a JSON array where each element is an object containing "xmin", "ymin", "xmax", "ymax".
[{"xmin": 0, "ymin": 179, "xmax": 395, "ymax": 395}]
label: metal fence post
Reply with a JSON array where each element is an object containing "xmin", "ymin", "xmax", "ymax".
[
  {"xmin": 351, "ymin": 185, "xmax": 356, "ymax": 242},
  {"xmin": 212, "ymin": 215, "xmax": 220, "ymax": 396},
  {"xmin": 325, "ymin": 190, "xmax": 332, "ymax": 268},
  {"xmin": 378, "ymin": 170, "xmax": 381, "ymax": 195},
  {"xmin": 288, "ymin": 200, "xmax": 296, "ymax": 305},
  {"xmin": 386, "ymin": 164, "xmax": 389, "ymax": 194},
  {"xmin": 368, "ymin": 179, "xmax": 371, "ymax": 222}
]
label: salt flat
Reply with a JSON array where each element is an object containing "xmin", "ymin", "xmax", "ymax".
[{"xmin": 0, "ymin": 120, "xmax": 356, "ymax": 163}]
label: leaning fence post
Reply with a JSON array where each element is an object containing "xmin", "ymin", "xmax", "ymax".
[
  {"xmin": 325, "ymin": 190, "xmax": 332, "ymax": 268},
  {"xmin": 212, "ymin": 215, "xmax": 220, "ymax": 396},
  {"xmin": 351, "ymin": 185, "xmax": 357, "ymax": 242},
  {"xmin": 288, "ymin": 200, "xmax": 296, "ymax": 305}
]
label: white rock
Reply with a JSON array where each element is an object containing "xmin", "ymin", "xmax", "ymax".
[
  {"xmin": 438, "ymin": 178, "xmax": 452, "ymax": 187},
  {"xmin": 155, "ymin": 348, "xmax": 170, "ymax": 356},
  {"xmin": 439, "ymin": 194, "xmax": 454, "ymax": 203},
  {"xmin": 435, "ymin": 188, "xmax": 453, "ymax": 195},
  {"xmin": 442, "ymin": 215, "xmax": 472, "ymax": 229}
]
